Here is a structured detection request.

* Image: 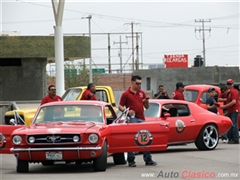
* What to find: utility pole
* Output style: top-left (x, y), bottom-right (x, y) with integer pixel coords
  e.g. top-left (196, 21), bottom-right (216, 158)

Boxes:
top-left (136, 32), bottom-right (139, 70)
top-left (125, 22), bottom-right (140, 72)
top-left (113, 36), bottom-right (128, 73)
top-left (82, 15), bottom-right (92, 83)
top-left (108, 33), bottom-right (111, 73)
top-left (195, 19), bottom-right (211, 67)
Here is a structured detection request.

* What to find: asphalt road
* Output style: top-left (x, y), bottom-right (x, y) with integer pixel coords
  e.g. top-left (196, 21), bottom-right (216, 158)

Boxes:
top-left (0, 142), bottom-right (239, 180)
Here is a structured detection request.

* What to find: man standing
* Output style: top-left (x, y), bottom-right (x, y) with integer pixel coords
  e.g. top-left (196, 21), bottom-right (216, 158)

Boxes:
top-left (119, 75), bottom-right (157, 167)
top-left (41, 85), bottom-right (62, 105)
top-left (154, 85), bottom-right (171, 99)
top-left (172, 82), bottom-right (185, 100)
top-left (206, 87), bottom-right (218, 114)
top-left (220, 79), bottom-right (239, 144)
top-left (80, 83), bottom-right (97, 100)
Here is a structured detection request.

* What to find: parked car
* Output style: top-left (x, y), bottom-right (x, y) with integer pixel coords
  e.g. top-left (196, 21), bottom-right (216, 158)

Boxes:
top-left (184, 84), bottom-right (240, 130)
top-left (0, 101), bottom-right (169, 172)
top-left (145, 99), bottom-right (232, 150)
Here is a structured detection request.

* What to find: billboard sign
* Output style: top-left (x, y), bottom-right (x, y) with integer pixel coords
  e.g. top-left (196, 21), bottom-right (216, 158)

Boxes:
top-left (164, 54), bottom-right (188, 68)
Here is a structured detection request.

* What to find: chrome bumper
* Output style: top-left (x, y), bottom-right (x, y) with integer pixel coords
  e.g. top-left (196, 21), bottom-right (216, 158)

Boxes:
top-left (10, 146), bottom-right (101, 152)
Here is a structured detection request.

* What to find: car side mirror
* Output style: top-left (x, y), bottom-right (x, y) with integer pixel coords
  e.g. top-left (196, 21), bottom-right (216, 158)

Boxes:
top-left (163, 113), bottom-right (171, 119)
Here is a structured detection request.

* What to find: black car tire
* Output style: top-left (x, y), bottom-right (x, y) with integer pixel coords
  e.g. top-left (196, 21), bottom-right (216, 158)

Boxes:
top-left (195, 124), bottom-right (219, 150)
top-left (42, 161), bottom-right (54, 166)
top-left (17, 160), bottom-right (29, 173)
top-left (113, 153), bottom-right (127, 165)
top-left (93, 141), bottom-right (107, 171)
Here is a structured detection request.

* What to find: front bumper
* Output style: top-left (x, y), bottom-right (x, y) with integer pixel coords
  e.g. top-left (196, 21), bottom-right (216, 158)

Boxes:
top-left (10, 146), bottom-right (102, 161)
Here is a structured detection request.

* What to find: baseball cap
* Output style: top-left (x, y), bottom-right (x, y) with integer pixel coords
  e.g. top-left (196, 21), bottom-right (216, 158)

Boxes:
top-left (208, 87), bottom-right (215, 92)
top-left (176, 82), bottom-right (185, 88)
top-left (226, 79), bottom-right (234, 85)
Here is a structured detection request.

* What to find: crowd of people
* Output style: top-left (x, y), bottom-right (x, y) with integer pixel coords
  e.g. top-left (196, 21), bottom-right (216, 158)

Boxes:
top-left (41, 76), bottom-right (239, 167)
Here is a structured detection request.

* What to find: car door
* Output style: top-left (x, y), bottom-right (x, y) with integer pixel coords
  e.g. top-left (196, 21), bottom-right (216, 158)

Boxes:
top-left (163, 104), bottom-right (197, 144)
top-left (0, 125), bottom-right (24, 154)
top-left (106, 121), bottom-right (169, 153)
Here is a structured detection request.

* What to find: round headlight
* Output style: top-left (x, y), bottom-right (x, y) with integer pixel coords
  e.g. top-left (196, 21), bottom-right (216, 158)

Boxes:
top-left (28, 136), bottom-right (35, 143)
top-left (12, 135), bottom-right (22, 145)
top-left (88, 134), bottom-right (98, 143)
top-left (73, 135), bottom-right (80, 142)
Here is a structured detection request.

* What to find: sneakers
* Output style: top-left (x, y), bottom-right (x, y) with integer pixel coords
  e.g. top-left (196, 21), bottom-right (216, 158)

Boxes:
top-left (228, 140), bottom-right (239, 144)
top-left (128, 161), bottom-right (136, 167)
top-left (222, 139), bottom-right (228, 143)
top-left (145, 159), bottom-right (157, 166)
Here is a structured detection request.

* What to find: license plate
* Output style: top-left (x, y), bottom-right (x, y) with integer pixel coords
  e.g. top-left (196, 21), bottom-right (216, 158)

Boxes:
top-left (46, 151), bottom-right (62, 160)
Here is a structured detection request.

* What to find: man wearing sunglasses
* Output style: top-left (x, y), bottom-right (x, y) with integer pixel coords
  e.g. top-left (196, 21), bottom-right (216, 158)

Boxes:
top-left (220, 79), bottom-right (239, 144)
top-left (41, 85), bottom-right (62, 105)
top-left (119, 75), bottom-right (157, 167)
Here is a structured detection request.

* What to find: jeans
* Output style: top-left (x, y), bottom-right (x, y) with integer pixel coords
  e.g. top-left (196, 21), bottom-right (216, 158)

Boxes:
top-left (228, 112), bottom-right (239, 142)
top-left (127, 116), bottom-right (152, 162)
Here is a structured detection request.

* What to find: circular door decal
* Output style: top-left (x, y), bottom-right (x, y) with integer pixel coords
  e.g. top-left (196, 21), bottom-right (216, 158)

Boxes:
top-left (175, 120), bottom-right (186, 133)
top-left (0, 133), bottom-right (6, 150)
top-left (134, 130), bottom-right (153, 148)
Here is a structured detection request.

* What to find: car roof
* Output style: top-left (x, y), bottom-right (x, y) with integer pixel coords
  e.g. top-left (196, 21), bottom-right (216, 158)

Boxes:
top-left (41, 101), bottom-right (110, 107)
top-left (149, 99), bottom-right (190, 104)
top-left (185, 84), bottom-right (220, 91)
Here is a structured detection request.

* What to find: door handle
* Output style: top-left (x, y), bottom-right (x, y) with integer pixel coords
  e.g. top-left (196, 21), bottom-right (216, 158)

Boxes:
top-left (190, 119), bottom-right (195, 123)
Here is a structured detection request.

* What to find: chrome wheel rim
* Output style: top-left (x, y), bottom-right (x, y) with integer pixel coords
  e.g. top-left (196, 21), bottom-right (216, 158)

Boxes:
top-left (203, 125), bottom-right (218, 149)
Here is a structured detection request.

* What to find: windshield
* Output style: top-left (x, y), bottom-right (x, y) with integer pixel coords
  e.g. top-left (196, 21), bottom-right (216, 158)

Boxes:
top-left (184, 90), bottom-right (199, 102)
top-left (34, 105), bottom-right (103, 124)
top-left (62, 89), bottom-right (82, 101)
top-left (144, 103), bottom-right (160, 118)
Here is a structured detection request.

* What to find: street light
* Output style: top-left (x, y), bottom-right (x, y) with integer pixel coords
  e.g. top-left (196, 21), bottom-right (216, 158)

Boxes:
top-left (82, 15), bottom-right (92, 83)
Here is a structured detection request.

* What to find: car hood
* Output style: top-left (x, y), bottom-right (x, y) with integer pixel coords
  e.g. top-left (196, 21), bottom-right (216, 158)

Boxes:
top-left (13, 122), bottom-right (105, 135)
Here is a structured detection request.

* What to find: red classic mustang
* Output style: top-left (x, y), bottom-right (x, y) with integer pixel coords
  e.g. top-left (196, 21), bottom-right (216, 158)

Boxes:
top-left (145, 99), bottom-right (232, 150)
top-left (0, 101), bottom-right (169, 172)
top-left (184, 84), bottom-right (240, 130)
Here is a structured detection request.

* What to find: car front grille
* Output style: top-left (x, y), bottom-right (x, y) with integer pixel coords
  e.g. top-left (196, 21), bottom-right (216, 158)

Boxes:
top-left (27, 134), bottom-right (81, 144)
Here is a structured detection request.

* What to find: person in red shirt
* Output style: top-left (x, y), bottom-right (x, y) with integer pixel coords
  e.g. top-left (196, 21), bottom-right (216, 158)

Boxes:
top-left (80, 83), bottom-right (97, 100)
top-left (220, 79), bottom-right (239, 144)
top-left (119, 75), bottom-right (157, 167)
top-left (41, 85), bottom-right (62, 105)
top-left (172, 82), bottom-right (185, 100)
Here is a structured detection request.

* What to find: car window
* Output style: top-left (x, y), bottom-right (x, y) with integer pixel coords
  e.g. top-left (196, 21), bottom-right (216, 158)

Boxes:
top-left (62, 89), bottom-right (82, 101)
top-left (34, 105), bottom-right (103, 124)
top-left (95, 90), bottom-right (108, 102)
top-left (184, 90), bottom-right (199, 102)
top-left (144, 103), bottom-right (160, 118)
top-left (201, 91), bottom-right (219, 104)
top-left (161, 103), bottom-right (190, 117)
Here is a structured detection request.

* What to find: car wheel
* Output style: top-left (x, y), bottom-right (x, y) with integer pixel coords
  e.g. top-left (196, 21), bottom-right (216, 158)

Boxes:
top-left (195, 124), bottom-right (219, 150)
top-left (93, 141), bottom-right (107, 171)
top-left (17, 160), bottom-right (29, 172)
top-left (42, 161), bottom-right (54, 166)
top-left (113, 152), bottom-right (127, 165)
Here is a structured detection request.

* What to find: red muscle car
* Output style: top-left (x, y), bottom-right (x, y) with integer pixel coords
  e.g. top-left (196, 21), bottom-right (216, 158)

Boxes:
top-left (0, 101), bottom-right (169, 172)
top-left (184, 84), bottom-right (240, 130)
top-left (145, 99), bottom-right (232, 150)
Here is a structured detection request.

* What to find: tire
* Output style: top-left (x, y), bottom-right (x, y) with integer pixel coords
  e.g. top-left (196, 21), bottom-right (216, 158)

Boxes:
top-left (195, 124), bottom-right (219, 150)
top-left (17, 160), bottom-right (29, 173)
top-left (42, 161), bottom-right (54, 166)
top-left (113, 153), bottom-right (127, 165)
top-left (93, 141), bottom-right (107, 171)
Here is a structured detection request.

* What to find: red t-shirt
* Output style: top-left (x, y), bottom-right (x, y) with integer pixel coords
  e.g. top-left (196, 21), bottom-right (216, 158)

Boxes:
top-left (41, 95), bottom-right (62, 105)
top-left (226, 88), bottom-right (239, 113)
top-left (172, 90), bottom-right (185, 100)
top-left (80, 89), bottom-right (97, 100)
top-left (220, 92), bottom-right (228, 105)
top-left (119, 88), bottom-right (146, 120)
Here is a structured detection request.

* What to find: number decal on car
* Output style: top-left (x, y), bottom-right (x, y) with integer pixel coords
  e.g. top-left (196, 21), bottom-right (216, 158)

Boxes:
top-left (175, 120), bottom-right (186, 134)
top-left (134, 130), bottom-right (153, 148)
top-left (0, 133), bottom-right (6, 150)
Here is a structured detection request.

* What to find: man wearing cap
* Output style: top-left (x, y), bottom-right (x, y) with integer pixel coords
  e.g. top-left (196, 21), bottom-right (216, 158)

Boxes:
top-left (172, 82), bottom-right (185, 100)
top-left (220, 79), bottom-right (239, 144)
top-left (206, 88), bottom-right (218, 114)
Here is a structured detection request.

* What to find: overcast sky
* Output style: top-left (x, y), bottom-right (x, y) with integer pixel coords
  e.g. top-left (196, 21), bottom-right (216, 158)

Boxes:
top-left (1, 0), bottom-right (239, 71)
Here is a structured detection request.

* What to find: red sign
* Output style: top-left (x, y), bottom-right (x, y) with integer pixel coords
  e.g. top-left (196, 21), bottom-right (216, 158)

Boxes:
top-left (164, 54), bottom-right (188, 68)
